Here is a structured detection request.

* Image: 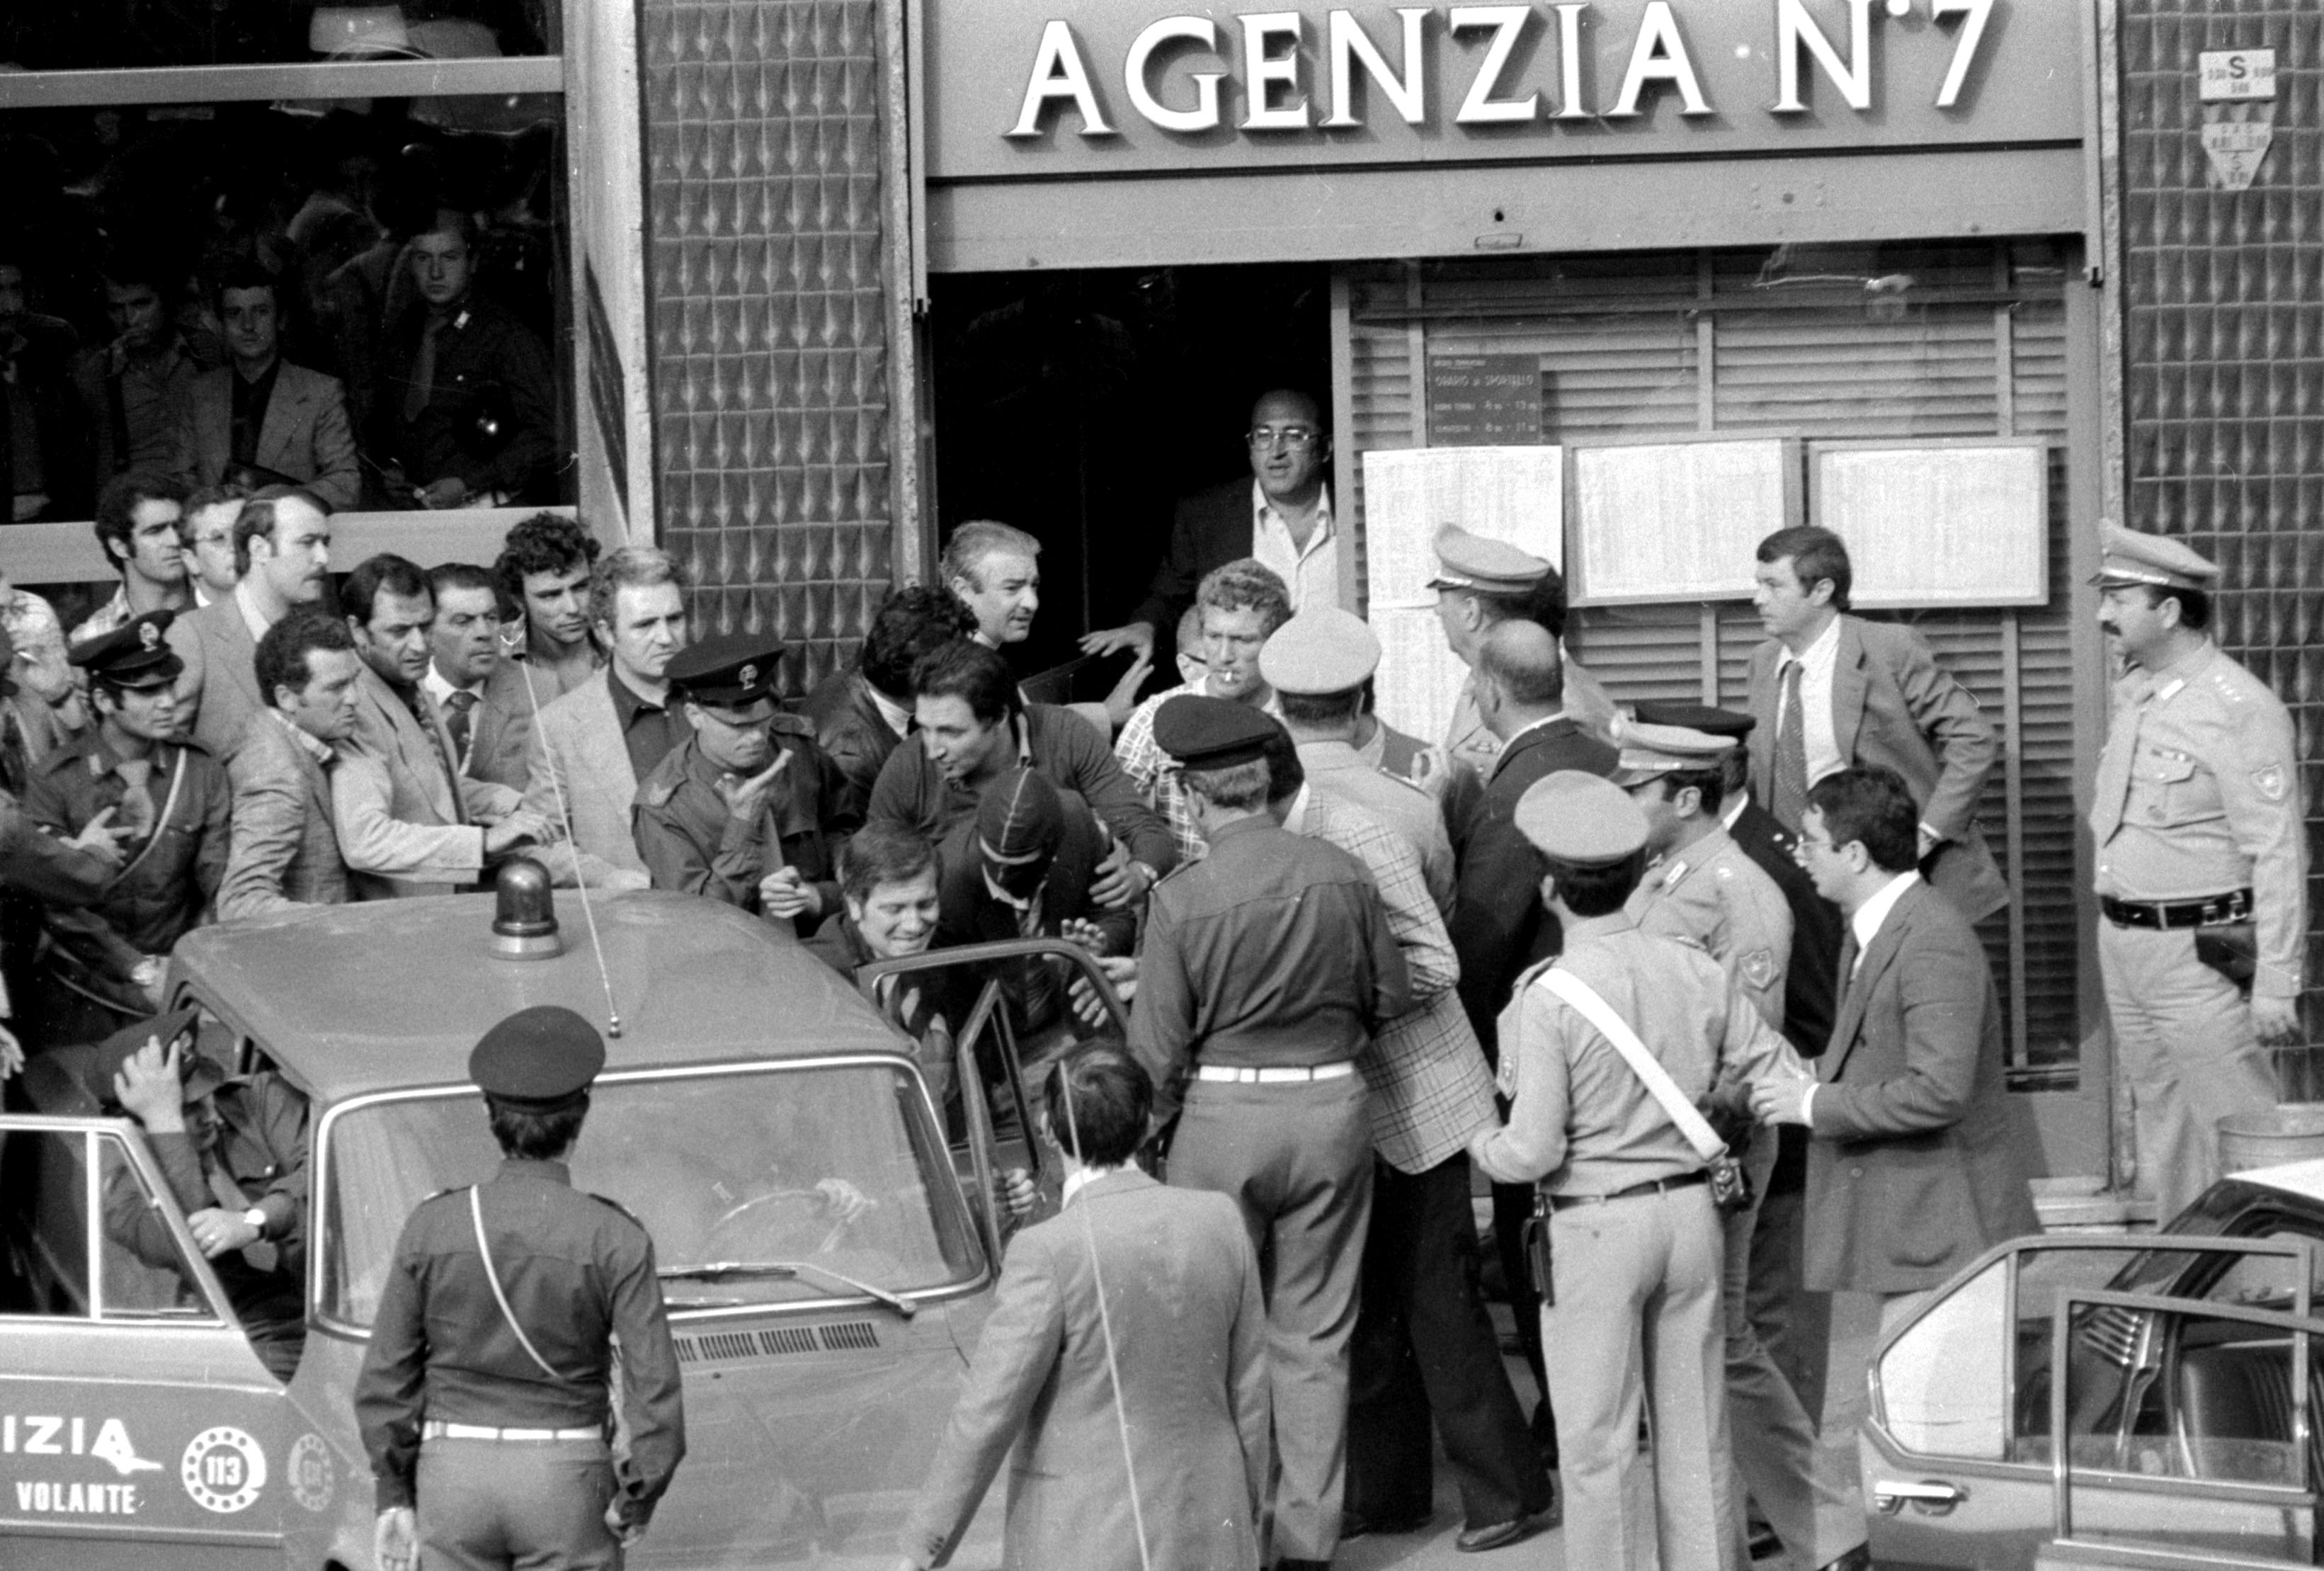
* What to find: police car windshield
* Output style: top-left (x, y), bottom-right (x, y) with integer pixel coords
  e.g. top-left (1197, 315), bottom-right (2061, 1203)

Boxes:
top-left (321, 1062), bottom-right (979, 1326)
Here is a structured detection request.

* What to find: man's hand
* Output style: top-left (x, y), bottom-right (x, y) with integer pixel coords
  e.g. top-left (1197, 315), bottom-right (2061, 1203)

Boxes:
top-left (0, 1022), bottom-right (24, 1080)
top-left (715, 752), bottom-right (790, 825)
top-left (813, 1176), bottom-right (876, 1224)
top-left (376, 1505), bottom-right (419, 1571)
top-left (1749, 1072), bottom-right (1816, 1128)
top-left (758, 866), bottom-right (822, 921)
top-left (66, 805), bottom-right (132, 868)
top-left (1406, 747), bottom-right (1455, 801)
top-left (2255, 994), bottom-right (2305, 1046)
top-left (998, 1167), bottom-right (1037, 1218)
top-left (1069, 954), bottom-right (1138, 1029)
top-left (483, 809), bottom-right (552, 856)
top-left (1088, 844), bottom-right (1153, 909)
top-left (416, 475), bottom-right (469, 509)
top-left (604, 1497), bottom-right (645, 1548)
top-left (1100, 645), bottom-right (1156, 730)
top-left (1079, 622), bottom-right (1156, 662)
top-left (113, 1036), bottom-right (186, 1131)
top-left (186, 1206), bottom-right (262, 1260)
top-left (1058, 916), bottom-right (1112, 958)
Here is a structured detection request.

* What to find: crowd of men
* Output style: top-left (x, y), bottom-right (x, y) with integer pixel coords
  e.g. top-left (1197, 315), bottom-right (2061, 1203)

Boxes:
top-left (0, 380), bottom-right (2304, 1571)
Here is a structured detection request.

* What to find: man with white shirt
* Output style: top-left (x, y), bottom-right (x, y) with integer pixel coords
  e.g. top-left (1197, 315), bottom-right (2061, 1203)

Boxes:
top-left (1750, 766), bottom-right (2035, 1570)
top-left (425, 561), bottom-right (551, 791)
top-left (1745, 526), bottom-right (2007, 923)
top-left (1083, 388), bottom-right (1345, 667)
top-left (166, 485), bottom-right (334, 760)
top-left (176, 484), bottom-right (249, 607)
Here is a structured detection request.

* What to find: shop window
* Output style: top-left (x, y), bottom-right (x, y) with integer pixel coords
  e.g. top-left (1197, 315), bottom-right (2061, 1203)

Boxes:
top-left (1, 1), bottom-right (555, 72)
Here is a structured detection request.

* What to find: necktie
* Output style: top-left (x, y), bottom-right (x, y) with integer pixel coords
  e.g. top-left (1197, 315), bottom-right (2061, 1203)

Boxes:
top-left (114, 757), bottom-right (156, 840)
top-left (403, 315), bottom-right (444, 422)
top-left (404, 689), bottom-right (467, 822)
top-left (443, 690), bottom-right (479, 771)
top-left (1771, 659), bottom-right (1810, 832)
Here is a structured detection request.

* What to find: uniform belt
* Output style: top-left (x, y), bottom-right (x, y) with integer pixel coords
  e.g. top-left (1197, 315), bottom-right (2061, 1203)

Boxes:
top-left (1193, 1061), bottom-right (1357, 1084)
top-left (1549, 1169), bottom-right (1709, 1210)
top-left (422, 1420), bottom-right (602, 1443)
top-left (2099, 889), bottom-right (2253, 930)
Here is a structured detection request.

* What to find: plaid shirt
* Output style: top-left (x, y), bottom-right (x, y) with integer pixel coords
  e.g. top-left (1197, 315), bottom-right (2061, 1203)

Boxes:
top-left (1287, 786), bottom-right (1498, 1173)
top-left (1115, 679), bottom-right (1207, 865)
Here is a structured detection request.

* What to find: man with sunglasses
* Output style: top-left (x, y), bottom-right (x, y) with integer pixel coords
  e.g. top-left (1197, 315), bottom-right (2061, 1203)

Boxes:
top-left (633, 633), bottom-right (858, 936)
top-left (1083, 387), bottom-right (1343, 667)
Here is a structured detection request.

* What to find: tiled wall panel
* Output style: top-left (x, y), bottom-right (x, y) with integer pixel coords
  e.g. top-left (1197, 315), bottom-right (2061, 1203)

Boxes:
top-left (641, 0), bottom-right (896, 693)
top-left (2120, 1), bottom-right (2324, 1069)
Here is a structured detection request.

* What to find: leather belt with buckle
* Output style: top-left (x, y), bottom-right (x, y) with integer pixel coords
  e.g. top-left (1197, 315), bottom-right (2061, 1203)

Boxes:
top-left (2099, 889), bottom-right (2253, 930)
top-left (1194, 1062), bottom-right (1357, 1084)
top-left (1550, 1169), bottom-right (1710, 1210)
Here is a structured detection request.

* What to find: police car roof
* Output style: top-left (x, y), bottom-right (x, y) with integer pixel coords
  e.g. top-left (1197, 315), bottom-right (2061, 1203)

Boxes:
top-left (2231, 1156), bottom-right (2324, 1208)
top-left (170, 892), bottom-right (902, 1103)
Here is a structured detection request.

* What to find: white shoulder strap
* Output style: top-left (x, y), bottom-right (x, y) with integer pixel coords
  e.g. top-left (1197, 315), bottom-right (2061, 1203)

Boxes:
top-left (1537, 967), bottom-right (1727, 1164)
top-left (469, 1186), bottom-right (570, 1382)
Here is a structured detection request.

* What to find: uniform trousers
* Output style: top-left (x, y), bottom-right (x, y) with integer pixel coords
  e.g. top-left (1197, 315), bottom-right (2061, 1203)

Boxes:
top-left (1345, 1151), bottom-right (1551, 1531)
top-left (2100, 920), bottom-right (2279, 1224)
top-left (416, 1434), bottom-right (620, 1571)
top-left (1170, 1074), bottom-right (1373, 1565)
top-left (1543, 1181), bottom-right (1732, 1571)
top-left (1719, 1135), bottom-right (1862, 1570)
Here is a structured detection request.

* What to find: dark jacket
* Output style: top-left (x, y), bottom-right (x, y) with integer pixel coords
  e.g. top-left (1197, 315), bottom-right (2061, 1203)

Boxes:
top-left (632, 721), bottom-right (858, 930)
top-left (1130, 479), bottom-right (1252, 636)
top-left (375, 295), bottom-right (558, 502)
top-left (799, 667), bottom-right (905, 821)
top-left (0, 312), bottom-right (92, 519)
top-left (24, 734), bottom-right (230, 958)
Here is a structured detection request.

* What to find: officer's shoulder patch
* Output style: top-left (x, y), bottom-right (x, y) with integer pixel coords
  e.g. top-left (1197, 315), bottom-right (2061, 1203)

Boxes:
top-left (588, 1191), bottom-right (646, 1227)
top-left (2252, 764), bottom-right (2289, 803)
top-left (1714, 862), bottom-right (1736, 881)
top-left (641, 778), bottom-right (679, 809)
top-left (2211, 669), bottom-right (2249, 704)
top-left (1738, 949), bottom-right (1777, 991)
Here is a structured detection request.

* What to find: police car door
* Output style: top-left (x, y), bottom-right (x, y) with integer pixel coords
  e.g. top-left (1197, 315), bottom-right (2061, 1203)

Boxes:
top-left (855, 938), bottom-right (1130, 1259)
top-left (1864, 1234), bottom-right (2320, 1571)
top-left (0, 1113), bottom-right (287, 1566)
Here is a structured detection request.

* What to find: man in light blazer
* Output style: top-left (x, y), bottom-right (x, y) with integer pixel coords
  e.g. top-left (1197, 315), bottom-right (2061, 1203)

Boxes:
top-left (1746, 526), bottom-right (2009, 923)
top-left (1753, 765), bottom-right (2037, 1570)
top-left (896, 1044), bottom-right (1268, 1571)
top-left (220, 611), bottom-right (362, 919)
top-left (524, 545), bottom-right (693, 880)
top-left (166, 487), bottom-right (335, 760)
top-left (171, 267), bottom-right (360, 509)
top-left (332, 555), bottom-right (549, 898)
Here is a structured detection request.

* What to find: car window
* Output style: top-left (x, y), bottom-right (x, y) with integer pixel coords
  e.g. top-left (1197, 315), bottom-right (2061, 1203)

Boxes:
top-left (323, 1062), bottom-right (983, 1326)
top-left (93, 1135), bottom-right (210, 1319)
top-left (0, 1128), bottom-right (211, 1320)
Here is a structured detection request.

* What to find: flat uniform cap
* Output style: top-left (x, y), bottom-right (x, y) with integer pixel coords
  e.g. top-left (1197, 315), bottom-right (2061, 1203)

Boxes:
top-left (1631, 701), bottom-right (1755, 741)
top-left (1259, 606), bottom-right (1380, 696)
top-left (1154, 694), bottom-right (1280, 769)
top-left (469, 1004), bottom-right (606, 1108)
top-left (1610, 722), bottom-right (1738, 786)
top-left (1515, 770), bottom-right (1648, 866)
top-left (88, 1005), bottom-right (222, 1105)
top-left (2090, 521), bottom-right (2220, 592)
top-left (666, 633), bottom-right (785, 707)
top-left (70, 609), bottom-right (182, 689)
top-left (1428, 526), bottom-right (1551, 596)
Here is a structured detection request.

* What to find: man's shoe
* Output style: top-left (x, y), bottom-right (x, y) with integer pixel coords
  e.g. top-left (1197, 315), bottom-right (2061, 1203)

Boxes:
top-left (1815, 1546), bottom-right (1872, 1571)
top-left (1454, 1516), bottom-right (1541, 1553)
top-left (1341, 1510), bottom-right (1430, 1540)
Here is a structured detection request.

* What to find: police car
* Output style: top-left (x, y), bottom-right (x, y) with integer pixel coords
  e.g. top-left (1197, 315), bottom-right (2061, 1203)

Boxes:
top-left (0, 870), bottom-right (1109, 1568)
top-left (1864, 1158), bottom-right (2324, 1571)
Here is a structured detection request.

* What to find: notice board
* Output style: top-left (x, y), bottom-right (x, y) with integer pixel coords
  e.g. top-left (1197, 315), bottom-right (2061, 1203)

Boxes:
top-left (1810, 440), bottom-right (2051, 608)
top-left (1427, 354), bottom-right (1542, 446)
top-left (1566, 438), bottom-right (1799, 606)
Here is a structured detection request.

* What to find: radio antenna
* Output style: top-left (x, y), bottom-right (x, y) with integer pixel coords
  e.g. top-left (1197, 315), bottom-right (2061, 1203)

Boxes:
top-left (513, 647), bottom-right (624, 1038)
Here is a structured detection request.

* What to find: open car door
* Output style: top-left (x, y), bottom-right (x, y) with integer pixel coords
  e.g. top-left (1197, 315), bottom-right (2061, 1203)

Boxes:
top-left (854, 938), bottom-right (1130, 1261)
top-left (1864, 1234), bottom-right (2321, 1571)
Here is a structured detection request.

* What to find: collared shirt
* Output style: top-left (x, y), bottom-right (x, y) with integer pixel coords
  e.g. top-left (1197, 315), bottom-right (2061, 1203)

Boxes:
top-left (1114, 679), bottom-right (1204, 863)
top-left (1488, 710), bottom-right (1572, 782)
top-left (606, 667), bottom-right (690, 785)
top-left (229, 358), bottom-right (281, 467)
top-left (866, 681), bottom-right (913, 741)
top-left (1473, 909), bottom-right (1788, 1196)
top-left (423, 665), bottom-right (487, 771)
top-left (68, 584), bottom-right (132, 649)
top-left (1777, 616), bottom-right (1844, 787)
top-left (103, 336), bottom-right (204, 475)
top-left (1248, 479), bottom-right (1339, 612)
top-left (1849, 870), bottom-right (1921, 974)
top-left (273, 708), bottom-right (336, 767)
top-left (1125, 812), bottom-right (1408, 1121)
top-left (1719, 788), bottom-right (1750, 833)
top-left (234, 579), bottom-right (273, 644)
top-left (1061, 1162), bottom-right (1128, 1207)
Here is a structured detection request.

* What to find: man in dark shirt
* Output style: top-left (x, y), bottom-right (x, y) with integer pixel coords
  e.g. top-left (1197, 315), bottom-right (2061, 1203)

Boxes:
top-left (101, 1006), bottom-right (310, 1380)
top-left (799, 583), bottom-right (976, 818)
top-left (1126, 696), bottom-right (1408, 1571)
top-left (0, 251), bottom-right (91, 522)
top-left (74, 261), bottom-right (209, 495)
top-left (865, 639), bottom-right (1175, 903)
top-left (356, 1006), bottom-right (685, 1571)
top-left (373, 210), bottom-right (558, 508)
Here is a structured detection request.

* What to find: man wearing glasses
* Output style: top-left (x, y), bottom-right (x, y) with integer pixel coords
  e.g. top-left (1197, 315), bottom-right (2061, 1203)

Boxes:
top-left (1083, 387), bottom-right (1343, 665)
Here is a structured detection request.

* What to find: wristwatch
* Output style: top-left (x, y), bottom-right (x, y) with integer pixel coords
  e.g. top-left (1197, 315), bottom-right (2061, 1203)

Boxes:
top-left (239, 1208), bottom-right (268, 1237)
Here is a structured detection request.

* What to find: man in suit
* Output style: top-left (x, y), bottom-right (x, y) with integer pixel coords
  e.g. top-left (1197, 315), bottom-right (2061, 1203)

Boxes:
top-left (896, 1044), bottom-right (1268, 1571)
top-left (1751, 765), bottom-right (2039, 1571)
top-left (70, 470), bottom-right (193, 647)
top-left (1082, 387), bottom-right (1346, 667)
top-left (1746, 526), bottom-right (2007, 923)
top-left (166, 486), bottom-right (335, 759)
top-left (0, 250), bottom-right (93, 522)
top-left (1446, 620), bottom-right (1617, 1438)
top-left (800, 583), bottom-right (976, 818)
top-left (424, 562), bottom-right (552, 792)
top-left (332, 555), bottom-right (550, 899)
top-left (525, 546), bottom-right (693, 881)
top-left (171, 266), bottom-right (360, 509)
top-left (220, 611), bottom-right (360, 919)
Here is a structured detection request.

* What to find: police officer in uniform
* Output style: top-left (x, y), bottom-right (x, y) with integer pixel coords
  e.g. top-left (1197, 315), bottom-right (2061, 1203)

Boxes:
top-left (356, 1005), bottom-right (686, 1571)
top-left (1615, 725), bottom-right (1866, 1571)
top-left (1471, 772), bottom-right (1794, 1571)
top-left (2091, 522), bottom-right (2308, 1223)
top-left (25, 611), bottom-right (229, 1039)
top-left (632, 633), bottom-right (858, 935)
